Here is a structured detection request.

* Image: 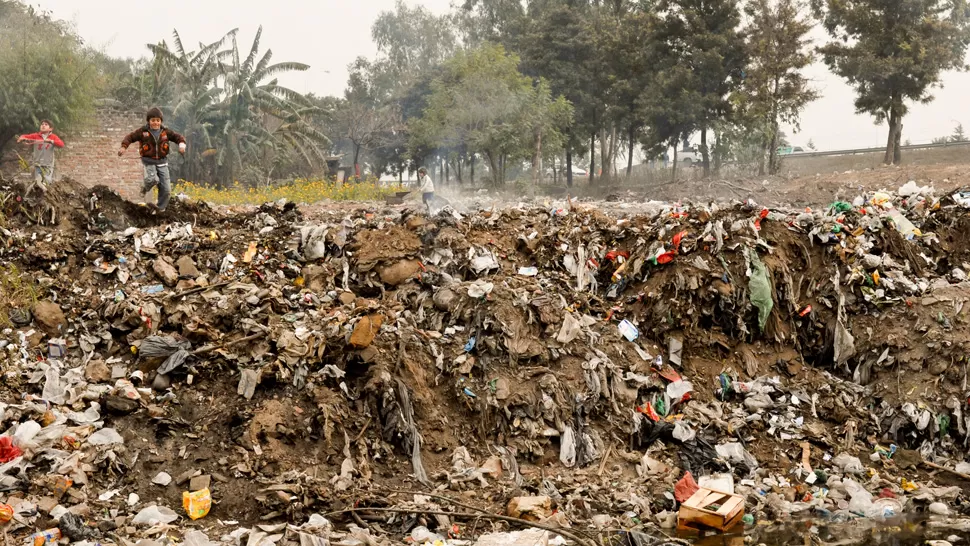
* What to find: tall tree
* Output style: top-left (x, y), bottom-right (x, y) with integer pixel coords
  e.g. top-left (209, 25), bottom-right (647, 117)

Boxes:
top-left (412, 44), bottom-right (571, 186)
top-left (147, 30), bottom-right (236, 182)
top-left (214, 26), bottom-right (328, 184)
top-left (456, 0), bottom-right (526, 47)
top-left (814, 0), bottom-right (970, 164)
top-left (0, 1), bottom-right (97, 157)
top-left (517, 1), bottom-right (597, 186)
top-left (741, 0), bottom-right (818, 175)
top-left (656, 0), bottom-right (747, 176)
top-left (372, 0), bottom-right (458, 90)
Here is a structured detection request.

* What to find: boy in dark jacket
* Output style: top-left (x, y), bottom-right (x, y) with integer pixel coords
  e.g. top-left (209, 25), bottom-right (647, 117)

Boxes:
top-left (17, 119), bottom-right (65, 195)
top-left (119, 107), bottom-right (186, 212)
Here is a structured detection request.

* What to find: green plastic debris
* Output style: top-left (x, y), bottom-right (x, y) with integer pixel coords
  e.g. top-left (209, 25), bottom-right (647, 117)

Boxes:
top-left (742, 514), bottom-right (755, 525)
top-left (747, 248), bottom-right (774, 332)
top-left (831, 201), bottom-right (853, 213)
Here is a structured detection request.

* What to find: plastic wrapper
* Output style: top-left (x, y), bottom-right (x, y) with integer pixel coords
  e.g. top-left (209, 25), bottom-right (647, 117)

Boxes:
top-left (183, 488), bottom-right (211, 520)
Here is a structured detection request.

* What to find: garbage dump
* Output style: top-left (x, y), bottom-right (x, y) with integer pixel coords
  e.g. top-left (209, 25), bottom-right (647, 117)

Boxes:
top-left (0, 178), bottom-right (969, 546)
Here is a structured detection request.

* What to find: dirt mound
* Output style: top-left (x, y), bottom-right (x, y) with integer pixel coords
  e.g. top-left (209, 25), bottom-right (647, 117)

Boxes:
top-left (1, 177), bottom-right (221, 233)
top-left (0, 181), bottom-right (969, 545)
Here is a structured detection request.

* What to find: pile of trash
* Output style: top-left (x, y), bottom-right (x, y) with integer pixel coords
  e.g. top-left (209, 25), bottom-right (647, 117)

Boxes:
top-left (0, 178), bottom-right (969, 546)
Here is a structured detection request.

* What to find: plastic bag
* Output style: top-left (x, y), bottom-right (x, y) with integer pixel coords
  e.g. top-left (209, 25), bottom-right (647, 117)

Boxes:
top-left (183, 488), bottom-right (211, 520)
top-left (715, 443), bottom-right (759, 470)
top-left (674, 472), bottom-right (699, 502)
top-left (666, 380), bottom-right (694, 402)
top-left (559, 426), bottom-right (576, 467)
top-left (747, 249), bottom-right (774, 332)
top-left (832, 453), bottom-right (865, 475)
top-left (87, 428), bottom-right (124, 446)
top-left (556, 313), bottom-right (582, 344)
top-left (0, 437), bottom-right (23, 463)
top-left (132, 505), bottom-right (178, 525)
top-left (672, 422), bottom-right (696, 442)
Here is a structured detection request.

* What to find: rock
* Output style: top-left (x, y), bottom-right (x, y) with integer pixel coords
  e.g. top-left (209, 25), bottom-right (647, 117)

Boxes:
top-left (68, 503), bottom-right (92, 517)
top-left (894, 448), bottom-right (921, 470)
top-left (349, 314), bottom-right (383, 349)
top-left (175, 256), bottom-right (201, 278)
top-left (377, 259), bottom-right (421, 286)
top-left (480, 456), bottom-right (503, 479)
top-left (84, 360), bottom-right (111, 383)
top-left (36, 496), bottom-right (58, 514)
top-left (152, 472), bottom-right (172, 486)
top-left (434, 287), bottom-right (459, 312)
top-left (175, 279), bottom-right (198, 292)
top-left (33, 300), bottom-right (66, 334)
top-left (189, 474), bottom-right (211, 491)
top-left (302, 264), bottom-right (329, 293)
top-left (928, 502), bottom-right (950, 516)
top-left (176, 469), bottom-right (199, 485)
top-left (152, 258), bottom-right (179, 287)
top-left (357, 345), bottom-right (379, 363)
top-left (104, 395), bottom-right (140, 415)
top-left (152, 373), bottom-right (171, 391)
top-left (506, 496), bottom-right (552, 521)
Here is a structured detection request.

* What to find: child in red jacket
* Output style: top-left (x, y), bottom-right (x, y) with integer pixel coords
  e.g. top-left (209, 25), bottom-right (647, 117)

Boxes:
top-left (16, 119), bottom-right (65, 194)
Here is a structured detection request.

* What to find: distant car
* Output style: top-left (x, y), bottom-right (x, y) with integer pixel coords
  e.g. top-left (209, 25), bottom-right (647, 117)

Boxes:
top-left (777, 146), bottom-right (805, 155)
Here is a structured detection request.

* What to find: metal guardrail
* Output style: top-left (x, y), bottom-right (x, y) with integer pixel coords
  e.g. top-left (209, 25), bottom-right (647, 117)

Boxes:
top-left (788, 140), bottom-right (970, 159)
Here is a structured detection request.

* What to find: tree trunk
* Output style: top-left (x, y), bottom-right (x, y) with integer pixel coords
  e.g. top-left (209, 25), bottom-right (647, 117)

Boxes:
top-left (353, 143), bottom-right (361, 180)
top-left (713, 130), bottom-right (722, 174)
top-left (531, 128), bottom-right (542, 200)
top-left (566, 149), bottom-right (573, 188)
top-left (487, 153), bottom-right (499, 186)
top-left (700, 127), bottom-right (710, 177)
top-left (470, 154), bottom-right (475, 185)
top-left (894, 121), bottom-right (903, 164)
top-left (884, 103), bottom-right (899, 165)
top-left (445, 160), bottom-right (450, 185)
top-left (610, 125), bottom-right (618, 177)
top-left (671, 138), bottom-right (679, 182)
top-left (600, 128), bottom-right (609, 182)
top-left (768, 122), bottom-right (780, 175)
top-left (626, 125), bottom-right (635, 177)
top-left (589, 133), bottom-right (595, 185)
top-left (758, 137), bottom-right (768, 176)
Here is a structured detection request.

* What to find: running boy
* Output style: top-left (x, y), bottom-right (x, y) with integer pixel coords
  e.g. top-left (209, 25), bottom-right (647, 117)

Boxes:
top-left (119, 107), bottom-right (186, 212)
top-left (16, 120), bottom-right (65, 194)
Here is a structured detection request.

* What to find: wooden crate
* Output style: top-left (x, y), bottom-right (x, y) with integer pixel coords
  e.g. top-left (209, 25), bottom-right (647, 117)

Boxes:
top-left (677, 487), bottom-right (745, 532)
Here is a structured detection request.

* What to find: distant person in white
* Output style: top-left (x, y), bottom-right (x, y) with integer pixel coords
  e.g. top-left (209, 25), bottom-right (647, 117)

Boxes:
top-left (417, 167), bottom-right (434, 213)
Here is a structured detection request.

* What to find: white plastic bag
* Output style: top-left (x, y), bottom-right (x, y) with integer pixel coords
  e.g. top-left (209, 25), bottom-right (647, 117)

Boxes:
top-left (87, 428), bottom-right (124, 446)
top-left (132, 505), bottom-right (178, 525)
top-left (559, 426), bottom-right (576, 468)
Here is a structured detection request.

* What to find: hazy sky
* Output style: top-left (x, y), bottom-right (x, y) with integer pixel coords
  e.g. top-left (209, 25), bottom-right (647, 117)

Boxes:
top-left (26, 0), bottom-right (970, 152)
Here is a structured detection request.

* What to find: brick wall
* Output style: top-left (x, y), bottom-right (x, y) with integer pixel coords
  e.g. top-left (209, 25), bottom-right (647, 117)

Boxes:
top-left (2, 106), bottom-right (147, 199)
